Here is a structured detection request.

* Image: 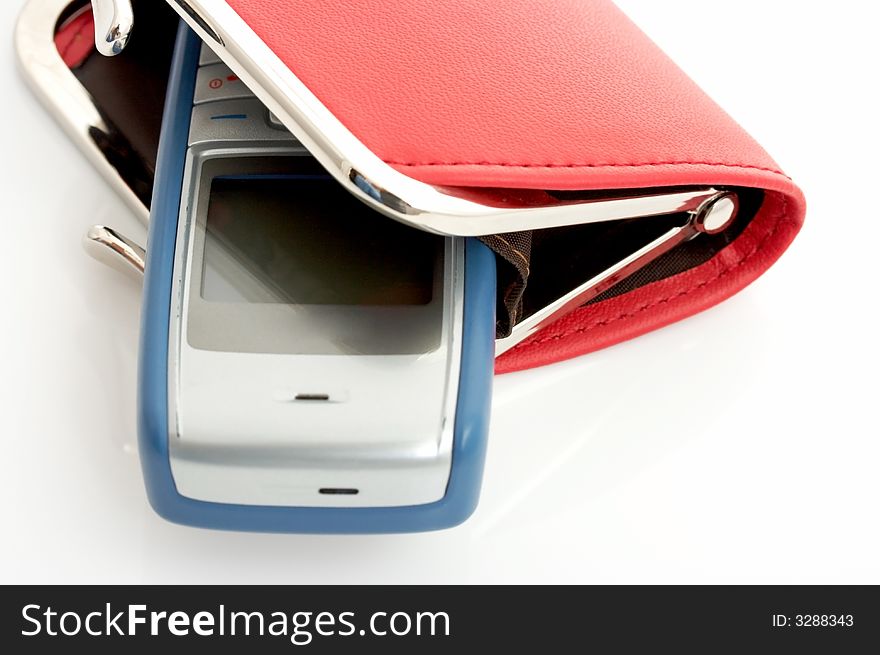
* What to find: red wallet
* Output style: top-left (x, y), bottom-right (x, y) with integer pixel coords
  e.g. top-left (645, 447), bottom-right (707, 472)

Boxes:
top-left (89, 0), bottom-right (807, 372)
top-left (197, 0), bottom-right (806, 372)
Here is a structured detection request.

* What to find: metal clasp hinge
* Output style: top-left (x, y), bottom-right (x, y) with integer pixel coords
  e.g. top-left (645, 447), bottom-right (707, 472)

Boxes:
top-left (494, 190), bottom-right (740, 355)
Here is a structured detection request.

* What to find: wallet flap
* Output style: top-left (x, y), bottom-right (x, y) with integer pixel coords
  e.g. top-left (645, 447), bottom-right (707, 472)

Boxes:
top-left (213, 1), bottom-right (791, 193)
top-left (158, 0), bottom-right (802, 238)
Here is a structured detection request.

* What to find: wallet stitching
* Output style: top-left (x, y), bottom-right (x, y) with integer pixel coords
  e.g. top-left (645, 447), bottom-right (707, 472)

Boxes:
top-left (388, 160), bottom-right (789, 178)
top-left (492, 235), bottom-right (531, 275)
top-left (514, 196), bottom-right (792, 350)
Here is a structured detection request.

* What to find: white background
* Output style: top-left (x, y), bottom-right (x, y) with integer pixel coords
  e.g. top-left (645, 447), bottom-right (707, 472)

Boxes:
top-left (1, 0), bottom-right (878, 584)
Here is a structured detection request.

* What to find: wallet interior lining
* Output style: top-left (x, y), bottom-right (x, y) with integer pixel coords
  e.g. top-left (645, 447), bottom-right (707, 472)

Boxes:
top-left (582, 188), bottom-right (762, 305)
top-left (486, 188), bottom-right (762, 338)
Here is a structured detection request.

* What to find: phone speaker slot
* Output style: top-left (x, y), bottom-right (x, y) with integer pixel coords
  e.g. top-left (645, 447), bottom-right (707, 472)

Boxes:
top-left (294, 393), bottom-right (331, 402)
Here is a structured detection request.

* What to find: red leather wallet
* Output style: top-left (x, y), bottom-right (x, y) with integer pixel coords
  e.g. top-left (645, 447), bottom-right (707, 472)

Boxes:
top-left (108, 0), bottom-right (808, 372)
top-left (198, 0), bottom-right (805, 372)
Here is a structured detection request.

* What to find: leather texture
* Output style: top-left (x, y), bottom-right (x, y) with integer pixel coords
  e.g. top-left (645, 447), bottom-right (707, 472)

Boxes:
top-left (54, 8), bottom-right (95, 68)
top-left (220, 0), bottom-right (806, 371)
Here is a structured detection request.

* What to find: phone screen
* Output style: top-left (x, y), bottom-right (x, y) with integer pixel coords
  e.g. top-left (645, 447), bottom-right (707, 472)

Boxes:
top-left (185, 157), bottom-right (449, 356)
top-left (201, 176), bottom-right (435, 306)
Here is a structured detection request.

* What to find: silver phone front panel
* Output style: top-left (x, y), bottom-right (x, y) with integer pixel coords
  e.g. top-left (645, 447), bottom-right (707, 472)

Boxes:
top-left (167, 53), bottom-right (464, 508)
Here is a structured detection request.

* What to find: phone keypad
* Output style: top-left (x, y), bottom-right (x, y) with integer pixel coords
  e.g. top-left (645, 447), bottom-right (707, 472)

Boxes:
top-left (190, 100), bottom-right (298, 146)
top-left (193, 41), bottom-right (296, 143)
top-left (194, 63), bottom-right (253, 104)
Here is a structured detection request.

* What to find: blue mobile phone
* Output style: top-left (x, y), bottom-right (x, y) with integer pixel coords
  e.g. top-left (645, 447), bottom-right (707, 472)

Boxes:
top-left (136, 24), bottom-right (496, 533)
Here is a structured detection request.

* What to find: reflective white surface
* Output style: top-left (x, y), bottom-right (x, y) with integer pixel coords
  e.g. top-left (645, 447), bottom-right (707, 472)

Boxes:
top-left (2, 0), bottom-right (878, 583)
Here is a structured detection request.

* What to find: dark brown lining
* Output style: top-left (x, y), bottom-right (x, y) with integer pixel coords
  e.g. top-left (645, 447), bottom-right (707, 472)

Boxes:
top-left (483, 188), bottom-right (763, 338)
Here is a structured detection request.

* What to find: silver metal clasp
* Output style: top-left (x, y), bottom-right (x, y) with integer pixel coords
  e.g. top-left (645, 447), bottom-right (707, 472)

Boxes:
top-left (90, 0), bottom-right (134, 56)
top-left (83, 225), bottom-right (146, 280)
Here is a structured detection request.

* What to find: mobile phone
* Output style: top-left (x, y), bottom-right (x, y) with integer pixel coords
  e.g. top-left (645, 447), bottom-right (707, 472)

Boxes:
top-left (17, 3), bottom-right (746, 534)
top-left (138, 24), bottom-right (496, 533)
